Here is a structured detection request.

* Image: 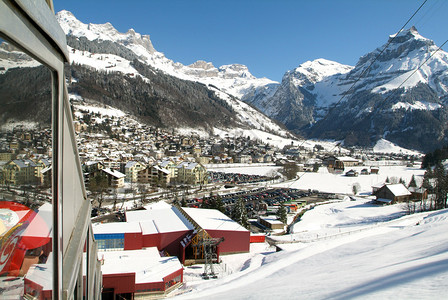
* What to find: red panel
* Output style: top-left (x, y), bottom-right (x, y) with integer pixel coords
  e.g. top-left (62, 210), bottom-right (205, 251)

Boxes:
top-left (142, 233), bottom-right (160, 249)
top-left (159, 231), bottom-right (191, 257)
top-left (250, 235), bottom-right (266, 243)
top-left (135, 281), bottom-right (165, 293)
top-left (124, 232), bottom-right (143, 250)
top-left (103, 273), bottom-right (135, 294)
top-left (206, 230), bottom-right (250, 253)
top-left (163, 268), bottom-right (183, 283)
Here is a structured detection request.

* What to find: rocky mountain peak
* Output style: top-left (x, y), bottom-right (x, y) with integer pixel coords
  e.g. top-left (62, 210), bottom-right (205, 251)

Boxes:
top-left (188, 60), bottom-right (216, 70)
top-left (218, 64), bottom-right (254, 79)
top-left (288, 58), bottom-right (353, 87)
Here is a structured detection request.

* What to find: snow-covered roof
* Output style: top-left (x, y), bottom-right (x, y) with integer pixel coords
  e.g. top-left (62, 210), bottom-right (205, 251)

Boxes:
top-left (372, 182), bottom-right (385, 189)
top-left (337, 156), bottom-right (359, 162)
top-left (125, 161), bottom-right (138, 168)
top-left (102, 167), bottom-right (125, 178)
top-left (259, 216), bottom-right (284, 225)
top-left (154, 165), bottom-right (170, 174)
top-left (182, 207), bottom-right (248, 232)
top-left (125, 206), bottom-right (194, 233)
top-left (94, 248), bottom-right (182, 283)
top-left (408, 187), bottom-right (426, 194)
top-left (386, 184), bottom-right (412, 196)
top-left (92, 221), bottom-right (141, 234)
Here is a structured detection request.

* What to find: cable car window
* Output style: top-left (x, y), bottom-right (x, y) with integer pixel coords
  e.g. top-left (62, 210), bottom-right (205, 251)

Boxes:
top-left (0, 35), bottom-right (53, 299)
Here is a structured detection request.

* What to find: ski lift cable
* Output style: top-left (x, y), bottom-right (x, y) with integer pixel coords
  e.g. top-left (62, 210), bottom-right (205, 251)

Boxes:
top-left (373, 37), bottom-right (448, 111)
top-left (302, 0), bottom-right (428, 144)
top-left (289, 0), bottom-right (429, 188)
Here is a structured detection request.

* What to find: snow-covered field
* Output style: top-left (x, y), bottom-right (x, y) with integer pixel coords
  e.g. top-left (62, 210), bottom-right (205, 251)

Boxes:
top-left (209, 164), bottom-right (425, 195)
top-left (169, 164), bottom-right (448, 299)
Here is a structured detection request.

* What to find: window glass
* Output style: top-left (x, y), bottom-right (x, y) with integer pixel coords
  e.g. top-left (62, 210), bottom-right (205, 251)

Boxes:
top-left (0, 36), bottom-right (53, 298)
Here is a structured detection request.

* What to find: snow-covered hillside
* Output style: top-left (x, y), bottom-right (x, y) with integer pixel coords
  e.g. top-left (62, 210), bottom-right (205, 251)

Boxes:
top-left (0, 42), bottom-right (41, 72)
top-left (174, 201), bottom-right (448, 299)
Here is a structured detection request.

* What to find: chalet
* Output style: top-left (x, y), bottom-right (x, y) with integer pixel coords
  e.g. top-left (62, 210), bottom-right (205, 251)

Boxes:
top-left (102, 168), bottom-right (126, 188)
top-left (370, 166), bottom-right (379, 174)
top-left (408, 187), bottom-right (428, 201)
top-left (360, 168), bottom-right (370, 175)
top-left (375, 183), bottom-right (412, 204)
top-left (323, 156), bottom-right (360, 173)
top-left (345, 169), bottom-right (359, 177)
top-left (258, 216), bottom-right (284, 230)
top-left (235, 154), bottom-right (252, 164)
top-left (372, 182), bottom-right (385, 195)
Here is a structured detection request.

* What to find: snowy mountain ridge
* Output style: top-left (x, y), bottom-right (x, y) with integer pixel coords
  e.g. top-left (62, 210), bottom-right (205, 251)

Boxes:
top-left (56, 10), bottom-right (277, 99)
top-left (53, 10), bottom-right (293, 139)
top-left (243, 26), bottom-right (448, 152)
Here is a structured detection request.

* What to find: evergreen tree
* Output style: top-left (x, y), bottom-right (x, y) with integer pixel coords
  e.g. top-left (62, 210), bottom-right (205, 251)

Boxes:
top-left (408, 175), bottom-right (417, 188)
top-left (181, 196), bottom-right (187, 207)
top-left (88, 172), bottom-right (109, 209)
top-left (232, 198), bottom-right (249, 229)
top-left (434, 162), bottom-right (448, 210)
top-left (215, 195), bottom-right (225, 213)
top-left (276, 202), bottom-right (287, 224)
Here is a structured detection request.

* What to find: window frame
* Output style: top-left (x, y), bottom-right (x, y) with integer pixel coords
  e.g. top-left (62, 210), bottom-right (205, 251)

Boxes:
top-left (0, 1), bottom-right (101, 299)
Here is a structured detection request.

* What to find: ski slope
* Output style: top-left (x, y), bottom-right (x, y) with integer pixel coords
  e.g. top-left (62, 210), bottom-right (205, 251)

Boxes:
top-left (173, 202), bottom-right (448, 299)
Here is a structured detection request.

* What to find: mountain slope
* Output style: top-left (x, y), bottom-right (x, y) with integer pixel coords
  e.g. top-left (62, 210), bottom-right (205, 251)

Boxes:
top-left (310, 27), bottom-right (448, 151)
top-left (243, 27), bottom-right (448, 152)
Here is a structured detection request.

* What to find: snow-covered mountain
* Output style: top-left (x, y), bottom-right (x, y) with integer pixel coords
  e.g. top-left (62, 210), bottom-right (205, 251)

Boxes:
top-left (244, 27), bottom-right (448, 152)
top-left (55, 10), bottom-right (291, 139)
top-left (243, 58), bottom-right (353, 130)
top-left (56, 10), bottom-right (277, 99)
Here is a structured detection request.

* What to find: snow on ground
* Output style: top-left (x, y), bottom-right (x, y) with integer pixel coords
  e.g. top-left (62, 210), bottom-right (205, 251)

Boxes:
top-left (0, 120), bottom-right (40, 131)
top-left (69, 47), bottom-right (145, 79)
top-left (373, 138), bottom-right (422, 155)
top-left (73, 103), bottom-right (126, 118)
top-left (173, 202), bottom-right (448, 300)
top-left (168, 164), bottom-right (446, 299)
top-left (208, 164), bottom-right (424, 196)
top-left (208, 164), bottom-right (282, 177)
top-left (278, 165), bottom-right (425, 195)
top-left (283, 197), bottom-right (406, 242)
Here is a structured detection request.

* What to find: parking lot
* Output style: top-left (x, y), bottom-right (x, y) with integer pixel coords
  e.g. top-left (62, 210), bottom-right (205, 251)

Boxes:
top-left (208, 171), bottom-right (273, 185)
top-left (188, 187), bottom-right (326, 219)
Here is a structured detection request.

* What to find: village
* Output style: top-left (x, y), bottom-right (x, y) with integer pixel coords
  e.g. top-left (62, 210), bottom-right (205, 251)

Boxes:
top-left (0, 102), bottom-right (421, 205)
top-left (0, 103), bottom-right (429, 299)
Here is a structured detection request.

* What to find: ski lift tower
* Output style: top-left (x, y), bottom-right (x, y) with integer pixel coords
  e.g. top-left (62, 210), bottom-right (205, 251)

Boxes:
top-left (201, 237), bottom-right (224, 279)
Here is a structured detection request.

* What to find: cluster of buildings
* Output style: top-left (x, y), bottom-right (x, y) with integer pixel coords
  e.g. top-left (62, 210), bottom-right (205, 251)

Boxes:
top-left (0, 105), bottom-right (422, 193)
top-left (0, 129), bottom-right (52, 186)
top-left (92, 202), bottom-right (253, 298)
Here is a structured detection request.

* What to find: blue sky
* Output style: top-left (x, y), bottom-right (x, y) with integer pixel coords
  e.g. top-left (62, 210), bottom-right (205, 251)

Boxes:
top-left (54, 0), bottom-right (448, 81)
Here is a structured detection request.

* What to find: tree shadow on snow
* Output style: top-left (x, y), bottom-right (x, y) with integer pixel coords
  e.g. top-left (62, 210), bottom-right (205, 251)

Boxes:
top-left (326, 258), bottom-right (448, 300)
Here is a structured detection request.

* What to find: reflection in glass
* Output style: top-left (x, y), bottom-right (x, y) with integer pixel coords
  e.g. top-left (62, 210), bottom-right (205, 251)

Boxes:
top-left (0, 37), bottom-right (53, 299)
